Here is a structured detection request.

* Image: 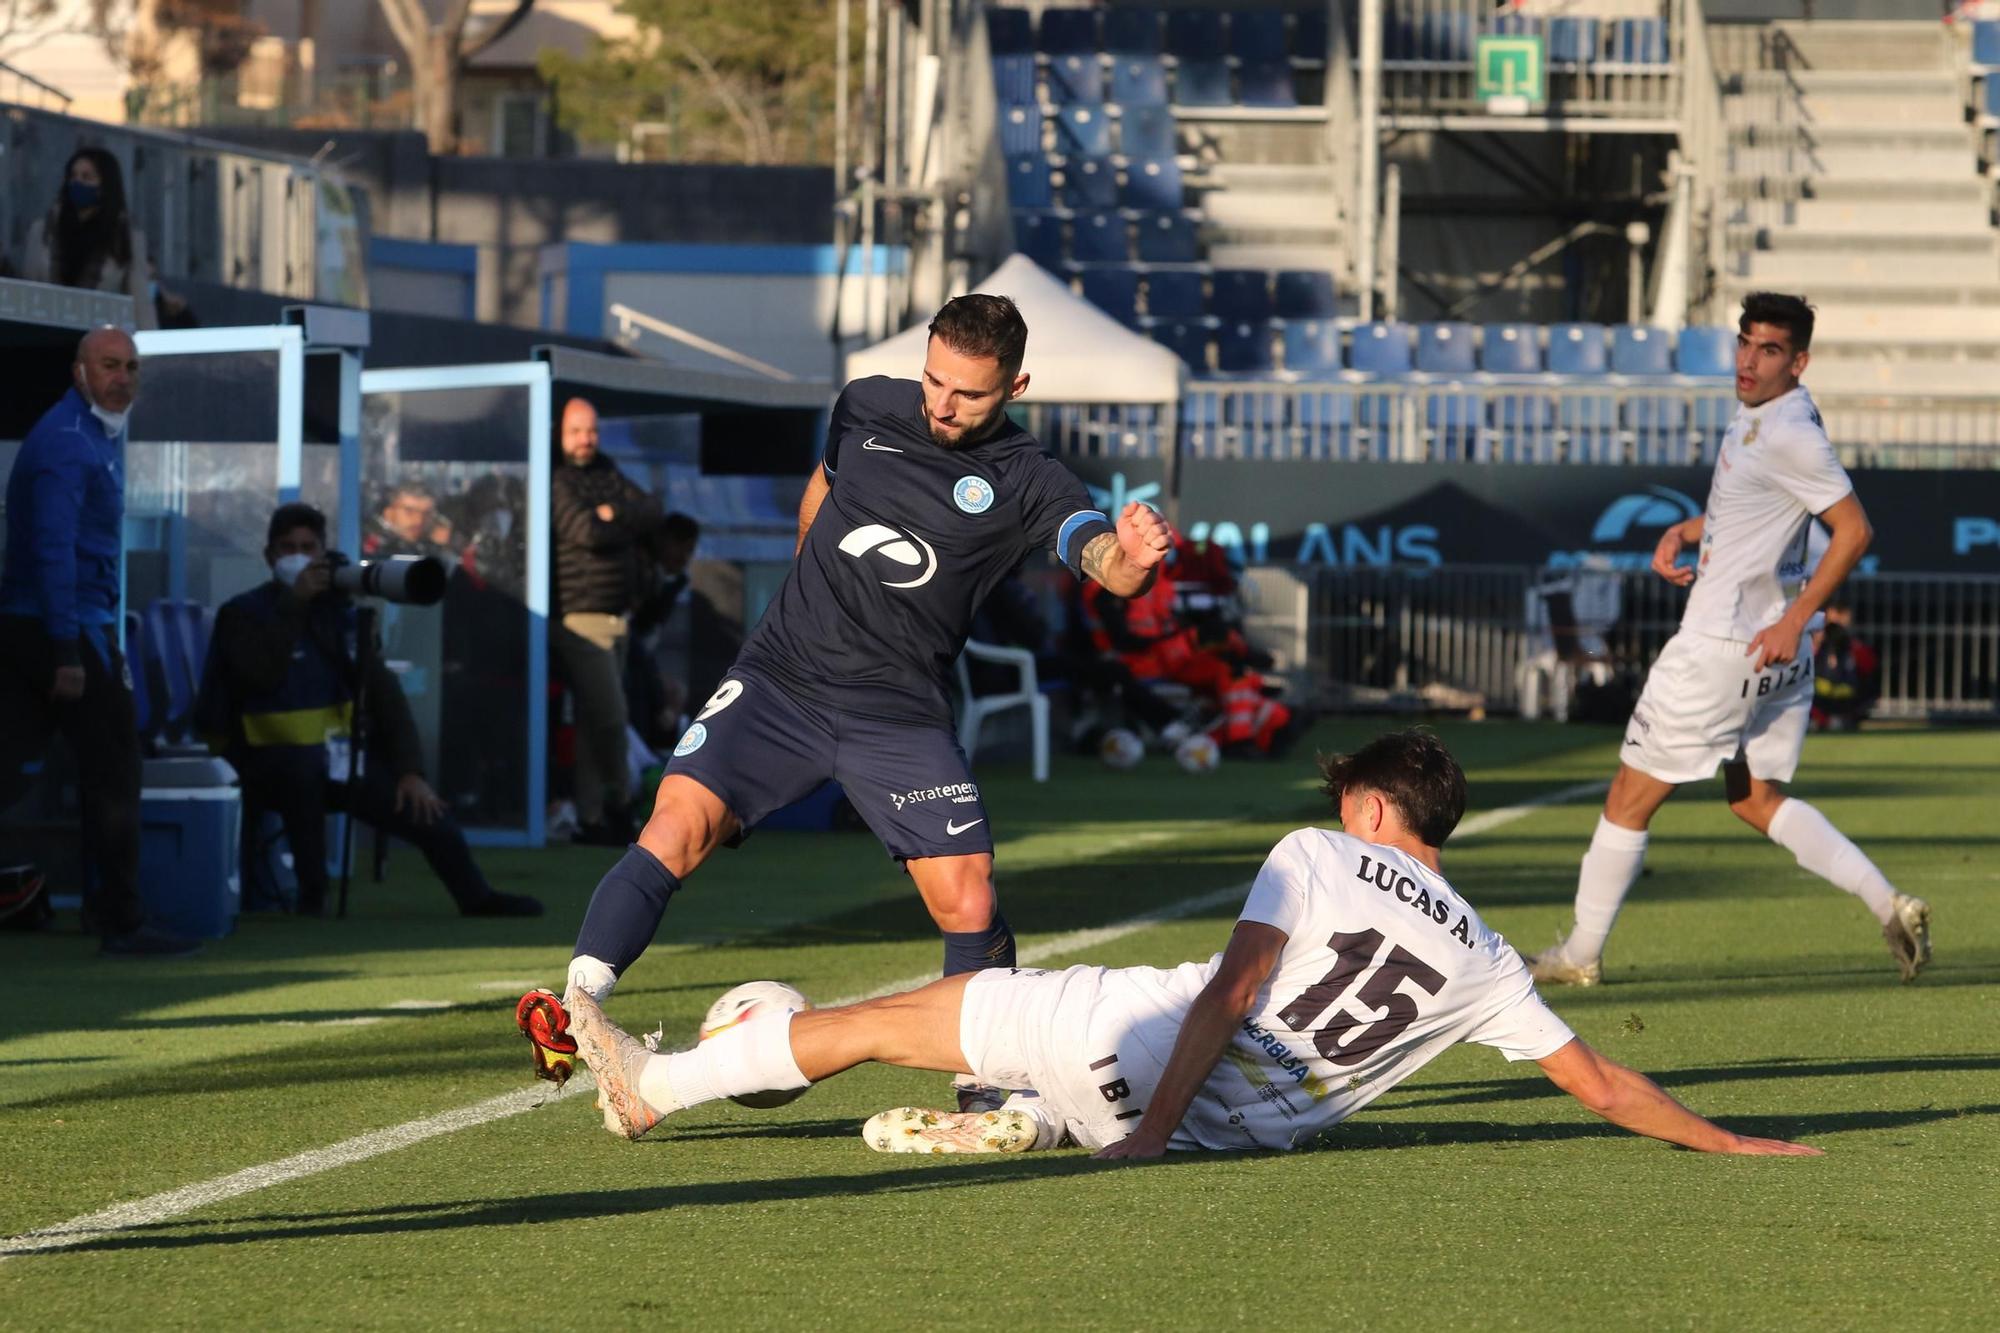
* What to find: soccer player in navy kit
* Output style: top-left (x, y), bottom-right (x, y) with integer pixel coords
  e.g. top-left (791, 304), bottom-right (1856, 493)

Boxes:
top-left (520, 295), bottom-right (1173, 1111)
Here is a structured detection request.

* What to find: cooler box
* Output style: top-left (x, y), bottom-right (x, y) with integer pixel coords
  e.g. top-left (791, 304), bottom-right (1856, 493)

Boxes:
top-left (138, 756), bottom-right (242, 939)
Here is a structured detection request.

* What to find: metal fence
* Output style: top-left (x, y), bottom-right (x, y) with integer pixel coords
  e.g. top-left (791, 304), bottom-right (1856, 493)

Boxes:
top-left (1238, 564), bottom-right (2000, 720)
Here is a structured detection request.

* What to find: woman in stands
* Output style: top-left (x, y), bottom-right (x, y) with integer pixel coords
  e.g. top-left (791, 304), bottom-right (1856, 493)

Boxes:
top-left (21, 147), bottom-right (162, 329)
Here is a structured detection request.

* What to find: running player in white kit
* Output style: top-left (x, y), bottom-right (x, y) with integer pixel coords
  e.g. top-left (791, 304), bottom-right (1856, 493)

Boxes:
top-left (562, 731), bottom-right (1818, 1159)
top-left (1527, 293), bottom-right (1930, 988)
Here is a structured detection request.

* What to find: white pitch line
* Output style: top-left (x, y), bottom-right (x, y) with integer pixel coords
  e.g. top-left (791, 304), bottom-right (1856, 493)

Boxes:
top-left (0, 777), bottom-right (1605, 1260)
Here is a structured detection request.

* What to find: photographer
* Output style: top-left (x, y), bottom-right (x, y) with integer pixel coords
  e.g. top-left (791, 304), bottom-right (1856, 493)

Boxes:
top-left (200, 503), bottom-right (541, 919)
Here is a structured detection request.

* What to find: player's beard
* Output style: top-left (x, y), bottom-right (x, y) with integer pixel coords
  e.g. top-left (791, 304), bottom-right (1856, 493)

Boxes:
top-left (923, 402), bottom-right (1005, 449)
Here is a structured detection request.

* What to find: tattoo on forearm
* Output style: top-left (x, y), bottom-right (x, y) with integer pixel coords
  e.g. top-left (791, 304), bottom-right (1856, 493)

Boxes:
top-left (1080, 531), bottom-right (1119, 583)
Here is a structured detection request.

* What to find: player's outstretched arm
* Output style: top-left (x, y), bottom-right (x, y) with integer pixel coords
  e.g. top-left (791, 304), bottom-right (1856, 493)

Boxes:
top-left (1095, 922), bottom-right (1287, 1161)
top-left (1535, 1039), bottom-right (1821, 1156)
top-left (1079, 503), bottom-right (1173, 598)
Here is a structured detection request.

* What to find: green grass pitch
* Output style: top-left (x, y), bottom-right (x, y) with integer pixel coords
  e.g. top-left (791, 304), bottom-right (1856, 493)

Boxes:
top-left (2, 720), bottom-right (1995, 1328)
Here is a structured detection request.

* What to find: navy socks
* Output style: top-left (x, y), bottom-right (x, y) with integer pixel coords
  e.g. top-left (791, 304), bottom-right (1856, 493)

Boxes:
top-left (572, 844), bottom-right (681, 977)
top-left (941, 912), bottom-right (1016, 977)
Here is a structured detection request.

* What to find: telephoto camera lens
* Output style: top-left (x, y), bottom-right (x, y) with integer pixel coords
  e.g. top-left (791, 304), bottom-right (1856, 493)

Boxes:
top-left (329, 555), bottom-right (447, 605)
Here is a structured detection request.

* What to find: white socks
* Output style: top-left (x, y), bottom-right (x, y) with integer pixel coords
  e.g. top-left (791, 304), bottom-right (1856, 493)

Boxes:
top-left (1564, 816), bottom-right (1649, 965)
top-left (1767, 797), bottom-right (1897, 925)
top-left (637, 1011), bottom-right (810, 1114)
top-left (567, 955), bottom-right (618, 1003)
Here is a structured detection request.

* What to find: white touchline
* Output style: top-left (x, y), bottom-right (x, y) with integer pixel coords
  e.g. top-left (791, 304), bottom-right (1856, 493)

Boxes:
top-left (0, 776), bottom-right (1605, 1259)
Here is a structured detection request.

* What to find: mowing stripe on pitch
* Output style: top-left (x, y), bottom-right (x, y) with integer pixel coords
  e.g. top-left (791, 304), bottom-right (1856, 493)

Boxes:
top-left (0, 776), bottom-right (1605, 1259)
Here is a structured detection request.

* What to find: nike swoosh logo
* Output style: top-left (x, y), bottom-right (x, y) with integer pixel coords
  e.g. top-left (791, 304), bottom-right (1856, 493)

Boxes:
top-left (861, 437), bottom-right (902, 452)
top-left (945, 818), bottom-right (985, 836)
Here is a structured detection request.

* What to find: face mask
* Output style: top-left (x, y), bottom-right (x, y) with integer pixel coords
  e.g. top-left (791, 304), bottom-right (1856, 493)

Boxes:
top-left (86, 402), bottom-right (128, 437)
top-left (66, 180), bottom-right (101, 210)
top-left (273, 553), bottom-right (313, 586)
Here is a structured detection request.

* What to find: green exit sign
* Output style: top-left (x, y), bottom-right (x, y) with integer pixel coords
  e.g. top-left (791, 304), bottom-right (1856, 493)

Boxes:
top-left (1476, 34), bottom-right (1544, 114)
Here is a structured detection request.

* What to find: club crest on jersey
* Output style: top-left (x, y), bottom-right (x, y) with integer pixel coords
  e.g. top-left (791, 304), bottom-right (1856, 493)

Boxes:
top-left (1743, 418), bottom-right (1760, 446)
top-left (953, 475), bottom-right (995, 514)
top-left (673, 723), bottom-right (708, 757)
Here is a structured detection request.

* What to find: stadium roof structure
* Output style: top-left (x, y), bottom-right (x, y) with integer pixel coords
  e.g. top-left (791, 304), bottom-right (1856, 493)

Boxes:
top-left (843, 254), bottom-right (1184, 406)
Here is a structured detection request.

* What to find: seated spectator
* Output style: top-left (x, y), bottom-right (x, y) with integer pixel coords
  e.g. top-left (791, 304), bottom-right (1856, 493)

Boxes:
top-left (1812, 593), bottom-right (1879, 732)
top-left (1170, 532), bottom-right (1273, 672)
top-left (20, 147), bottom-right (177, 330)
top-left (197, 502), bottom-right (541, 918)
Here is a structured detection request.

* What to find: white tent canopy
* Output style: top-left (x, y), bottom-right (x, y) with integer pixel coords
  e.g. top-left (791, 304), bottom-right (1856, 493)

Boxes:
top-left (843, 254), bottom-right (1183, 405)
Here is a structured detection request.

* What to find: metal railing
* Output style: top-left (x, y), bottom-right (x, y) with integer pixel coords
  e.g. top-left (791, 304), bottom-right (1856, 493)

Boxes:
top-left (0, 60), bottom-right (72, 112)
top-left (1239, 563), bottom-right (2000, 719)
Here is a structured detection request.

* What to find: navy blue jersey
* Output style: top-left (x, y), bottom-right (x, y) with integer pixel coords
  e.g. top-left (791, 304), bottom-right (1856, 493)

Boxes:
top-left (737, 376), bottom-right (1113, 725)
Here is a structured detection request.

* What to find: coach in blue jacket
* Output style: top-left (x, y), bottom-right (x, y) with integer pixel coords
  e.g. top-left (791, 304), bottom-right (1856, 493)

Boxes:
top-left (0, 326), bottom-right (197, 956)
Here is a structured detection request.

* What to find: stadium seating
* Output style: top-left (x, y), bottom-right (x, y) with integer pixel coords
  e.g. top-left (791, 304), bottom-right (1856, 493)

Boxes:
top-left (1048, 52), bottom-right (1104, 105)
top-left (1007, 154), bottom-right (1052, 208)
top-left (1616, 19), bottom-right (1668, 64)
top-left (1416, 322), bottom-right (1476, 375)
top-left (1231, 10), bottom-right (1295, 107)
top-left (1479, 323), bottom-right (1541, 374)
top-left (1167, 10), bottom-right (1232, 106)
top-left (143, 599), bottom-right (213, 743)
top-left (1974, 21), bottom-right (2000, 68)
top-left (1111, 55), bottom-right (1169, 107)
top-left (986, 7), bottom-right (1032, 55)
top-left (1146, 270), bottom-right (1205, 320)
top-left (1105, 6), bottom-right (1162, 55)
top-left (1420, 14), bottom-right (1475, 62)
top-left (1218, 321), bottom-right (1277, 374)
top-left (1548, 323), bottom-right (1609, 376)
top-left (1038, 7), bottom-right (1097, 55)
top-left (1274, 269), bottom-right (1338, 318)
top-left (1135, 212), bottom-right (1200, 263)
top-left (1122, 156), bottom-right (1183, 211)
top-left (1058, 156), bottom-right (1118, 210)
top-left (1549, 18), bottom-right (1600, 66)
top-left (1151, 320), bottom-right (1213, 372)
top-left (1120, 104), bottom-right (1178, 161)
top-left (1015, 211), bottom-right (1064, 269)
top-left (1072, 211), bottom-right (1130, 263)
top-left (1293, 7), bottom-right (1329, 62)
top-left (1350, 322), bottom-right (1413, 376)
top-left (1611, 325), bottom-right (1672, 377)
top-left (992, 55), bottom-right (1037, 106)
top-left (1281, 319), bottom-right (1341, 374)
top-left (1056, 104), bottom-right (1112, 158)
top-left (1676, 326), bottom-right (1734, 377)
top-left (1081, 269), bottom-right (1142, 328)
top-left (999, 104), bottom-right (1041, 156)
top-left (1211, 269), bottom-right (1273, 323)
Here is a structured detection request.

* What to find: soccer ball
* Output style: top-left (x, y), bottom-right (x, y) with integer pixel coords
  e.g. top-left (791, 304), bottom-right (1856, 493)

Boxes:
top-left (1174, 732), bottom-right (1222, 774)
top-left (698, 980), bottom-right (813, 1109)
top-left (1098, 727), bottom-right (1146, 769)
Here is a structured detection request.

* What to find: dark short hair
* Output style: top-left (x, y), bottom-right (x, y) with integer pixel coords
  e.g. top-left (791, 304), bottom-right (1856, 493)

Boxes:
top-left (660, 511), bottom-right (701, 543)
top-left (267, 502), bottom-right (328, 548)
top-left (928, 294), bottom-right (1028, 376)
top-left (1318, 729), bottom-right (1468, 848)
top-left (388, 481), bottom-right (434, 504)
top-left (1739, 292), bottom-right (1814, 353)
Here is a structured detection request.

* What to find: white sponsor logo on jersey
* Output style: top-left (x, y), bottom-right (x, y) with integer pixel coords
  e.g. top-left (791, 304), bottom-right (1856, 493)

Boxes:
top-left (838, 523), bottom-right (938, 588)
top-left (888, 780), bottom-right (979, 811)
top-left (945, 817), bottom-right (985, 836)
top-left (861, 436), bottom-right (902, 453)
top-left (953, 475), bottom-right (995, 514)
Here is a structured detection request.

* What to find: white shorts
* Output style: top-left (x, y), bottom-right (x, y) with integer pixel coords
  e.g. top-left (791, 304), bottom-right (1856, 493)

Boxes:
top-left (1622, 629), bottom-right (1815, 785)
top-left (960, 966), bottom-right (1179, 1152)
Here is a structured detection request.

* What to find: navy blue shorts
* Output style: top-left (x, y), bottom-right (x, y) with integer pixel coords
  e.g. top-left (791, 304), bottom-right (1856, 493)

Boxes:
top-left (664, 666), bottom-right (993, 861)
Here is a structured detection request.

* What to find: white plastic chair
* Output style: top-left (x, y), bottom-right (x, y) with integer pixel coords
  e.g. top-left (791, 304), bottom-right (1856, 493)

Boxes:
top-left (955, 639), bottom-right (1049, 782)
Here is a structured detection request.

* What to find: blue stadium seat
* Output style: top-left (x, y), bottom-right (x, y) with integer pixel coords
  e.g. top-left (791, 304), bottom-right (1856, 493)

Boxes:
top-left (999, 103), bottom-right (1042, 156)
top-left (1294, 390), bottom-right (1353, 458)
top-left (1238, 61), bottom-right (1297, 108)
top-left (1416, 322), bottom-right (1476, 374)
top-left (1038, 7), bottom-right (1098, 55)
top-left (1121, 156), bottom-right (1182, 211)
top-left (1986, 77), bottom-right (2000, 116)
top-left (1048, 53), bottom-right (1104, 105)
top-left (1549, 18), bottom-right (1600, 65)
top-left (1548, 323), bottom-right (1609, 375)
top-left (1676, 325), bottom-right (1735, 377)
top-left (1210, 269), bottom-right (1272, 323)
top-left (1427, 387), bottom-right (1482, 449)
top-left (1071, 211), bottom-right (1130, 263)
top-left (1217, 322), bottom-right (1277, 374)
top-left (1111, 55), bottom-right (1170, 107)
top-left (992, 54), bottom-right (1037, 105)
top-left (1135, 212), bottom-right (1200, 263)
top-left (1559, 392), bottom-right (1621, 457)
top-left (1383, 15), bottom-right (1421, 60)
top-left (1624, 393), bottom-right (1689, 436)
top-left (1166, 9), bottom-right (1224, 58)
top-left (1420, 14), bottom-right (1474, 61)
top-left (1273, 269), bottom-right (1338, 319)
top-left (1081, 269), bottom-right (1142, 328)
top-left (1280, 319), bottom-right (1341, 374)
top-left (1612, 324), bottom-right (1673, 376)
top-left (1056, 104), bottom-right (1112, 157)
top-left (125, 611), bottom-right (154, 742)
top-left (1014, 211), bottom-right (1065, 270)
top-left (1058, 157), bottom-right (1117, 210)
top-left (986, 8), bottom-right (1033, 55)
top-left (1231, 10), bottom-right (1288, 62)
top-left (1479, 323), bottom-right (1541, 374)
top-left (1350, 322), bottom-right (1413, 376)
top-left (1174, 57), bottom-right (1232, 106)
top-left (1293, 7), bottom-right (1329, 61)
top-left (143, 599), bottom-right (211, 741)
top-left (1120, 103), bottom-right (1177, 160)
top-left (1616, 18), bottom-right (1668, 64)
top-left (1146, 270), bottom-right (1205, 320)
top-left (1006, 154), bottom-right (1052, 208)
top-left (1151, 320), bottom-right (1213, 373)
top-left (1975, 21), bottom-right (2000, 67)
top-left (1106, 6), bottom-right (1163, 55)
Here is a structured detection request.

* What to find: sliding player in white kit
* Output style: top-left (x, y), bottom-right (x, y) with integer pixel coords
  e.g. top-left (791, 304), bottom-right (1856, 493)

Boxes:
top-left (561, 731), bottom-right (1818, 1159)
top-left (1527, 293), bottom-right (1931, 988)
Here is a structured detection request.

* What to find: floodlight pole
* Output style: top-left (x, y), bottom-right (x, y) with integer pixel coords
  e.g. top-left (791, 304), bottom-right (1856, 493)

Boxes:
top-left (1356, 0), bottom-right (1382, 322)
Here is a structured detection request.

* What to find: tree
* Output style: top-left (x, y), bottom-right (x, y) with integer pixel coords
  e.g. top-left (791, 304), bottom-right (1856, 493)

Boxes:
top-left (377, 0), bottom-right (537, 155)
top-left (538, 0), bottom-right (850, 164)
